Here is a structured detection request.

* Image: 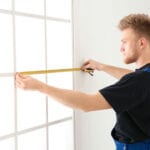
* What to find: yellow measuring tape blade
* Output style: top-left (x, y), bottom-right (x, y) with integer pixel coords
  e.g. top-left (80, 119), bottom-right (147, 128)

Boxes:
top-left (20, 68), bottom-right (81, 75)
top-left (0, 68), bottom-right (93, 77)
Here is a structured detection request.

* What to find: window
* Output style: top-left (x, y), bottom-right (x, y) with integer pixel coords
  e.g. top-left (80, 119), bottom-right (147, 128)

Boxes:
top-left (0, 1), bottom-right (74, 150)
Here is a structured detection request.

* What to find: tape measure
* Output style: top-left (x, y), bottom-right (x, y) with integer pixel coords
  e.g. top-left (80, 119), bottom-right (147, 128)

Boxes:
top-left (20, 68), bottom-right (81, 75)
top-left (0, 68), bottom-right (94, 77)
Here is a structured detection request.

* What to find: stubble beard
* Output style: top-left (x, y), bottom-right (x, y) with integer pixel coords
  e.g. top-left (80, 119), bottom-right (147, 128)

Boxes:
top-left (123, 54), bottom-right (137, 64)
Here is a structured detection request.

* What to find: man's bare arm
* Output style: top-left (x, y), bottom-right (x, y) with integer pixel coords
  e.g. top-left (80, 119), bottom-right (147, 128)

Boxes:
top-left (15, 74), bottom-right (111, 112)
top-left (81, 59), bottom-right (133, 79)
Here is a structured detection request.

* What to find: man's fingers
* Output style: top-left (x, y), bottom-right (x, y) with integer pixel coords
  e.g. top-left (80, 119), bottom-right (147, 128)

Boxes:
top-left (16, 73), bottom-right (28, 80)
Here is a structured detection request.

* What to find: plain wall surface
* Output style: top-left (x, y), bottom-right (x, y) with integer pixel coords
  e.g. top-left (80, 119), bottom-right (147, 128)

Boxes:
top-left (73, 0), bottom-right (150, 150)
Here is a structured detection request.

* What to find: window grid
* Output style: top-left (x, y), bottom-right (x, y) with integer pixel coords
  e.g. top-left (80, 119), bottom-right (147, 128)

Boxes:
top-left (0, 0), bottom-right (74, 150)
top-left (12, 0), bottom-right (18, 149)
top-left (43, 0), bottom-right (49, 149)
top-left (0, 9), bottom-right (71, 23)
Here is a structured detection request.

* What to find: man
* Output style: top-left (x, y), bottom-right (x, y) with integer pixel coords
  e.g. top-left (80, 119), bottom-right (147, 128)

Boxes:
top-left (15, 14), bottom-right (150, 150)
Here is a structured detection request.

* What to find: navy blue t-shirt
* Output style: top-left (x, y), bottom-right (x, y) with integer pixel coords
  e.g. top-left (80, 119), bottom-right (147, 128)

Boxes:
top-left (99, 64), bottom-right (150, 143)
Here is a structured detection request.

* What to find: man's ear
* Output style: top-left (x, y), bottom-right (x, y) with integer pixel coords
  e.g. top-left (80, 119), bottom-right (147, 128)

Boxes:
top-left (139, 37), bottom-right (147, 49)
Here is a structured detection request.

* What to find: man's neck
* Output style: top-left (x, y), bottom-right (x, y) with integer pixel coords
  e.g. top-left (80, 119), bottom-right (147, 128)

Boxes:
top-left (136, 47), bottom-right (150, 68)
top-left (136, 58), bottom-right (150, 69)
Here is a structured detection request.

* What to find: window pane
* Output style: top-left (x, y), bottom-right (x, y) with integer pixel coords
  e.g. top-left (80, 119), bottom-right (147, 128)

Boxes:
top-left (48, 72), bottom-right (72, 89)
top-left (15, 0), bottom-right (44, 15)
top-left (46, 0), bottom-right (71, 19)
top-left (0, 78), bottom-right (14, 136)
top-left (47, 20), bottom-right (72, 69)
top-left (0, 0), bottom-right (11, 10)
top-left (17, 75), bottom-right (46, 130)
top-left (48, 72), bottom-right (73, 122)
top-left (18, 128), bottom-right (46, 150)
top-left (15, 16), bottom-right (46, 130)
top-left (15, 16), bottom-right (45, 72)
top-left (49, 120), bottom-right (73, 150)
top-left (0, 138), bottom-right (14, 150)
top-left (0, 14), bottom-right (13, 73)
top-left (48, 99), bottom-right (73, 122)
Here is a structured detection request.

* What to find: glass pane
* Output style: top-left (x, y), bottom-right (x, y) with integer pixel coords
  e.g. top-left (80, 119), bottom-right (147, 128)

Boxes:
top-left (48, 99), bottom-right (73, 122)
top-left (0, 0), bottom-right (11, 10)
top-left (48, 72), bottom-right (72, 88)
top-left (15, 16), bottom-right (45, 72)
top-left (17, 75), bottom-right (46, 130)
top-left (15, 16), bottom-right (46, 130)
top-left (15, 0), bottom-right (44, 15)
top-left (47, 20), bottom-right (72, 69)
top-left (0, 14), bottom-right (13, 73)
top-left (46, 0), bottom-right (71, 19)
top-left (0, 77), bottom-right (14, 136)
top-left (48, 72), bottom-right (73, 122)
top-left (18, 128), bottom-right (46, 150)
top-left (0, 138), bottom-right (14, 150)
top-left (49, 120), bottom-right (73, 150)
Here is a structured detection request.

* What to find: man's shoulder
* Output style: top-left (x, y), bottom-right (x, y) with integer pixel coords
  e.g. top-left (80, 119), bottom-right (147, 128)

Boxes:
top-left (121, 70), bottom-right (150, 83)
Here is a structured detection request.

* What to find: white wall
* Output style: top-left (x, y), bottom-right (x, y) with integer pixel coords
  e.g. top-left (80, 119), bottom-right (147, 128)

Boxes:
top-left (73, 0), bottom-right (150, 150)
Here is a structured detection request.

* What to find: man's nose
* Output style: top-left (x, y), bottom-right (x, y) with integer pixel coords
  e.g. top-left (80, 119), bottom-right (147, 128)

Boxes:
top-left (120, 46), bottom-right (125, 52)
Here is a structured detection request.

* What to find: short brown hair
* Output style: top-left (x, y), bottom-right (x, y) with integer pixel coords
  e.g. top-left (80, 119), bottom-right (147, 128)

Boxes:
top-left (118, 14), bottom-right (150, 40)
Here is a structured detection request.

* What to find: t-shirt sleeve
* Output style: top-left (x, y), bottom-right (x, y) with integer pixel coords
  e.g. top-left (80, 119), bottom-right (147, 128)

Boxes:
top-left (99, 72), bottom-right (146, 113)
